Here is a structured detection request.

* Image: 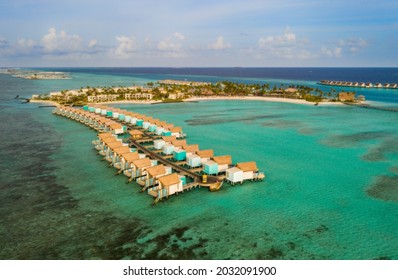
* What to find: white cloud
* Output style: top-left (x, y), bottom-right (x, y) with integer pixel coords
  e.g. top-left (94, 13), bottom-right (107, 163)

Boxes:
top-left (258, 28), bottom-right (297, 49)
top-left (174, 32), bottom-right (185, 41)
top-left (208, 36), bottom-right (231, 50)
top-left (321, 46), bottom-right (342, 58)
top-left (0, 38), bottom-right (9, 48)
top-left (157, 38), bottom-right (181, 51)
top-left (258, 28), bottom-right (314, 59)
top-left (321, 37), bottom-right (368, 58)
top-left (154, 34), bottom-right (187, 58)
top-left (88, 39), bottom-right (98, 48)
top-left (113, 36), bottom-right (137, 58)
top-left (41, 28), bottom-right (82, 54)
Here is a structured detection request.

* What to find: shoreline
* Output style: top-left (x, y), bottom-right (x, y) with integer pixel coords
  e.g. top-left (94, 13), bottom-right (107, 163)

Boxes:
top-left (29, 97), bottom-right (355, 107)
top-left (185, 96), bottom-right (347, 106)
top-left (29, 99), bottom-right (60, 107)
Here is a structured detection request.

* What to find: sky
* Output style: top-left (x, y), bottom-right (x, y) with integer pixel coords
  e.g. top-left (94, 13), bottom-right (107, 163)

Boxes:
top-left (0, 0), bottom-right (397, 67)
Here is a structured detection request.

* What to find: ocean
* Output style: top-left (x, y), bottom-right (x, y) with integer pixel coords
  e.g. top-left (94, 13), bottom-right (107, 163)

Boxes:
top-left (1, 67), bottom-right (398, 260)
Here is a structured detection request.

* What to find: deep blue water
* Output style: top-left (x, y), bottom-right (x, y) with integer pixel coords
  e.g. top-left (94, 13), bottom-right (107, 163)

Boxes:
top-left (34, 67), bottom-right (398, 84)
top-left (28, 67), bottom-right (398, 105)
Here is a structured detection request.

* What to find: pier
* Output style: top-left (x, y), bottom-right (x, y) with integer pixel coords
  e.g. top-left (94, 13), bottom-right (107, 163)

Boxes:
top-left (53, 104), bottom-right (265, 204)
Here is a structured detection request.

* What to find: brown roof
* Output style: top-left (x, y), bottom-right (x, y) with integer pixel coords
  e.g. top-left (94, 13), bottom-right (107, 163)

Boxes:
top-left (102, 137), bottom-right (119, 144)
top-left (158, 173), bottom-right (180, 187)
top-left (132, 158), bottom-right (152, 169)
top-left (143, 117), bottom-right (155, 122)
top-left (236, 161), bottom-right (258, 172)
top-left (107, 141), bottom-right (124, 149)
top-left (157, 121), bottom-right (168, 126)
top-left (170, 127), bottom-right (182, 133)
top-left (162, 136), bottom-right (176, 142)
top-left (171, 140), bottom-right (186, 147)
top-left (197, 149), bottom-right (213, 158)
top-left (113, 146), bottom-right (131, 156)
top-left (146, 164), bottom-right (166, 177)
top-left (110, 123), bottom-right (123, 129)
top-left (162, 123), bottom-right (174, 129)
top-left (183, 144), bottom-right (199, 153)
top-left (121, 152), bottom-right (140, 163)
top-left (98, 132), bottom-right (113, 140)
top-left (129, 129), bottom-right (144, 136)
top-left (213, 155), bottom-right (232, 165)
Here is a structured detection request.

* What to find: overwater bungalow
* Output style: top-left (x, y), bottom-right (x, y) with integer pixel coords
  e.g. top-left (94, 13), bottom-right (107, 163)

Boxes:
top-left (143, 164), bottom-right (168, 188)
top-left (136, 118), bottom-right (144, 127)
top-left (163, 136), bottom-right (177, 143)
top-left (162, 130), bottom-right (172, 136)
top-left (157, 173), bottom-right (183, 195)
top-left (203, 160), bottom-right (218, 175)
top-left (171, 139), bottom-right (187, 148)
top-left (155, 126), bottom-right (165, 135)
top-left (162, 143), bottom-right (174, 155)
top-left (153, 139), bottom-right (165, 150)
top-left (173, 147), bottom-right (186, 161)
top-left (110, 146), bottom-right (131, 165)
top-left (93, 132), bottom-right (115, 149)
top-left (225, 167), bottom-right (244, 184)
top-left (236, 162), bottom-right (259, 180)
top-left (186, 154), bottom-right (201, 168)
top-left (115, 151), bottom-right (140, 172)
top-left (109, 123), bottom-right (124, 135)
top-left (97, 136), bottom-right (120, 156)
top-left (148, 123), bottom-right (157, 133)
top-left (124, 157), bottom-right (152, 179)
top-left (104, 141), bottom-right (126, 162)
top-left (170, 127), bottom-right (183, 138)
top-left (196, 149), bottom-right (214, 163)
top-left (213, 155), bottom-right (232, 173)
top-left (183, 144), bottom-right (199, 156)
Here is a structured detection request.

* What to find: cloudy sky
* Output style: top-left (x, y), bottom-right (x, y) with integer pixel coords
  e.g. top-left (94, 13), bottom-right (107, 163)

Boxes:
top-left (0, 0), bottom-right (397, 67)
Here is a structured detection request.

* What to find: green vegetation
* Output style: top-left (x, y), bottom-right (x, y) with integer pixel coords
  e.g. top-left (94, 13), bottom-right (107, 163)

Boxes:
top-left (33, 79), bottom-right (354, 105)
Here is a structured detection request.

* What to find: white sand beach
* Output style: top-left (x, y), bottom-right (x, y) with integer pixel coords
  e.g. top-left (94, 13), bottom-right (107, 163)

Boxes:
top-left (185, 96), bottom-right (346, 106)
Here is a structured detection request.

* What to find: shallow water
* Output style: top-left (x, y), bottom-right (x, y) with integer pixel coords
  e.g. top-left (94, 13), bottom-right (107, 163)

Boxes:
top-left (1, 69), bottom-right (398, 259)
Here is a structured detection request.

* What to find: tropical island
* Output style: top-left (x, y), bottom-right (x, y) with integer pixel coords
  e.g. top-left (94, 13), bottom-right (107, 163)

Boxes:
top-left (0, 68), bottom-right (70, 80)
top-left (30, 79), bottom-right (363, 106)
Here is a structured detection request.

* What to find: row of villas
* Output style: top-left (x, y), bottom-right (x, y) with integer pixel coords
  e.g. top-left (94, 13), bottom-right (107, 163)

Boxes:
top-left (32, 86), bottom-right (155, 102)
top-left (53, 104), bottom-right (265, 203)
top-left (87, 93), bottom-right (153, 102)
top-left (321, 80), bottom-right (398, 89)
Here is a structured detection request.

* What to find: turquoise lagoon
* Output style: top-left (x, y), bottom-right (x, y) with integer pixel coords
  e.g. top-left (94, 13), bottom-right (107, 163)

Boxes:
top-left (1, 69), bottom-right (398, 259)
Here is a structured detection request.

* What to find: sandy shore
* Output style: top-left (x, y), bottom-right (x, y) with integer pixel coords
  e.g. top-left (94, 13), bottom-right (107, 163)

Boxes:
top-left (185, 96), bottom-right (346, 106)
top-left (29, 99), bottom-right (60, 106)
top-left (29, 96), bottom-right (353, 107)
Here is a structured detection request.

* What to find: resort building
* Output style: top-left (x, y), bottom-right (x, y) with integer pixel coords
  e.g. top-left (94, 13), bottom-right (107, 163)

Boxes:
top-left (236, 162), bottom-right (258, 180)
top-left (157, 173), bottom-right (183, 195)
top-left (87, 94), bottom-right (119, 102)
top-left (197, 150), bottom-right (214, 163)
top-left (213, 155), bottom-right (232, 173)
top-left (338, 92), bottom-right (356, 102)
